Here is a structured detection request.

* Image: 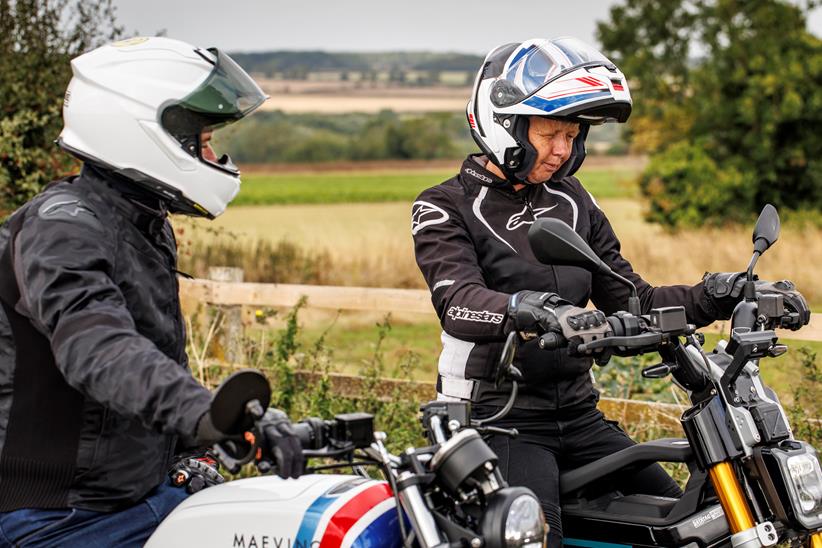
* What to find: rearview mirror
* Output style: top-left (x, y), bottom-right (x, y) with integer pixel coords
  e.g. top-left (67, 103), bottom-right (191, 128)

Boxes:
top-left (210, 369), bottom-right (271, 435)
top-left (527, 217), bottom-right (642, 316)
top-left (527, 218), bottom-right (607, 274)
top-left (752, 204), bottom-right (780, 255)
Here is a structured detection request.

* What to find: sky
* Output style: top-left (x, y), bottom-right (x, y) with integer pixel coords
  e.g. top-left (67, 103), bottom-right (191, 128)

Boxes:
top-left (113, 0), bottom-right (822, 55)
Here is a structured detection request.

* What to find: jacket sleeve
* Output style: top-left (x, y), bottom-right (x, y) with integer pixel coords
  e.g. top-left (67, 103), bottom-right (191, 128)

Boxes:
top-left (11, 199), bottom-right (211, 438)
top-left (412, 187), bottom-right (510, 342)
top-left (586, 200), bottom-right (720, 327)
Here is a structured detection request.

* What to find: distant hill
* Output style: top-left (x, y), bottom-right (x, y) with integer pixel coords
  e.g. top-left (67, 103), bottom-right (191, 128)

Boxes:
top-left (230, 50), bottom-right (484, 78)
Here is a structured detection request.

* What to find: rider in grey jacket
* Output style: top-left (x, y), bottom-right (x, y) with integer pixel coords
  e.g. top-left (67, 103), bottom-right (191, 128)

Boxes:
top-left (0, 38), bottom-right (304, 546)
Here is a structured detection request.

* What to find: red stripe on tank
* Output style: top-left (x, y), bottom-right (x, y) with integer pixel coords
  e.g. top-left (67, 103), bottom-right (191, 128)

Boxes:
top-left (318, 483), bottom-right (394, 548)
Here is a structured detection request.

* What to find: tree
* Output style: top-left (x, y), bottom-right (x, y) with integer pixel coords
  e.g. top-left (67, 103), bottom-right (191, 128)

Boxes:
top-left (0, 0), bottom-right (121, 217)
top-left (598, 0), bottom-right (822, 228)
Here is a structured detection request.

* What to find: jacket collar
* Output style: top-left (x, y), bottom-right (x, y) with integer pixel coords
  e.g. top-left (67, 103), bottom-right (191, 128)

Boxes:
top-left (80, 164), bottom-right (169, 236)
top-left (460, 154), bottom-right (545, 201)
top-left (459, 154), bottom-right (512, 189)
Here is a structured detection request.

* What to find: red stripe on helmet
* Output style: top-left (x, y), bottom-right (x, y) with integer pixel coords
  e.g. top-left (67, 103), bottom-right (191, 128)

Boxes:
top-left (577, 76), bottom-right (601, 87)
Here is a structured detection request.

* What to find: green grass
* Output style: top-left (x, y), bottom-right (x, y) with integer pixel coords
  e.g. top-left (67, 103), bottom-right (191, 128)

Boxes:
top-left (299, 320), bottom-right (442, 380)
top-left (236, 168), bottom-right (639, 205)
top-left (295, 318), bottom-right (819, 401)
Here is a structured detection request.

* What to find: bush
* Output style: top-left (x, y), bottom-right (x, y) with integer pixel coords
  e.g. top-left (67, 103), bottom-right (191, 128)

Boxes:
top-left (639, 140), bottom-right (755, 228)
top-left (788, 347), bottom-right (822, 451)
top-left (190, 301), bottom-right (425, 471)
top-left (0, 0), bottom-right (121, 217)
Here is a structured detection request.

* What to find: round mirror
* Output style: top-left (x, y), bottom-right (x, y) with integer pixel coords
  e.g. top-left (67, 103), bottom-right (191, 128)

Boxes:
top-left (210, 369), bottom-right (271, 435)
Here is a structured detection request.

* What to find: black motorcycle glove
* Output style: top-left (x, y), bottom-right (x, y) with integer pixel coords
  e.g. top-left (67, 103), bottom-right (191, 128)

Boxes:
top-left (508, 290), bottom-right (573, 337)
top-left (756, 280), bottom-right (811, 330)
top-left (257, 408), bottom-right (305, 480)
top-left (703, 272), bottom-right (749, 318)
top-left (169, 450), bottom-right (225, 494)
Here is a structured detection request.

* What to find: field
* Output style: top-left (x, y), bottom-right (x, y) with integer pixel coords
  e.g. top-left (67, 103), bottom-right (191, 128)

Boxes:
top-left (184, 171), bottom-right (822, 303)
top-left (256, 79), bottom-right (471, 114)
top-left (232, 167), bottom-right (639, 206)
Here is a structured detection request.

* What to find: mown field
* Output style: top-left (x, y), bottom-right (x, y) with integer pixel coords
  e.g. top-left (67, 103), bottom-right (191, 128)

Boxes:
top-left (233, 167), bottom-right (639, 205)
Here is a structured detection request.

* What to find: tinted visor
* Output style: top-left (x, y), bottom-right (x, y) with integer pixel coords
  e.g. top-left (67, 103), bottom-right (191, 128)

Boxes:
top-left (161, 48), bottom-right (266, 172)
top-left (491, 38), bottom-right (615, 108)
top-left (182, 48), bottom-right (266, 119)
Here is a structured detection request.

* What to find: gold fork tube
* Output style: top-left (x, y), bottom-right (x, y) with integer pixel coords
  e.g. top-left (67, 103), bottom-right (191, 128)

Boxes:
top-left (709, 461), bottom-right (755, 533)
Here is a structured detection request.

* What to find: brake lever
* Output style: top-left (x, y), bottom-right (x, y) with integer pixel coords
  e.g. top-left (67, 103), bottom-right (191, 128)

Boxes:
top-left (474, 426), bottom-right (518, 438)
top-left (303, 442), bottom-right (357, 459)
top-left (212, 435), bottom-right (256, 475)
top-left (577, 332), bottom-right (663, 353)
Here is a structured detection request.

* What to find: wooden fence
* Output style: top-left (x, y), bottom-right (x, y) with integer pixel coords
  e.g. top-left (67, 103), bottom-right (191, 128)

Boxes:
top-left (179, 278), bottom-right (822, 343)
top-left (181, 275), bottom-right (821, 428)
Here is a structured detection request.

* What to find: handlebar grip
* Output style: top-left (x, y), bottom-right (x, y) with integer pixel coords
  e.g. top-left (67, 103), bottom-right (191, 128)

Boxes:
top-left (292, 422), bottom-right (316, 449)
top-left (538, 332), bottom-right (566, 350)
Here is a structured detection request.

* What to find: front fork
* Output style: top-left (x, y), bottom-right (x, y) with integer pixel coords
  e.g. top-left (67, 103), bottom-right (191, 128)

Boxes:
top-left (709, 461), bottom-right (781, 547)
top-left (709, 461), bottom-right (755, 532)
top-left (710, 461), bottom-right (822, 547)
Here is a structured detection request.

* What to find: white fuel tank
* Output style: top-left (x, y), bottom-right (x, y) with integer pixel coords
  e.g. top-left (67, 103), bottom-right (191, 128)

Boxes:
top-left (146, 474), bottom-right (402, 548)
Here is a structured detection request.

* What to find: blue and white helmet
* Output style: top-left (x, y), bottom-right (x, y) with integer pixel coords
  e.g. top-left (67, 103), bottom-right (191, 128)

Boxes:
top-left (467, 37), bottom-right (632, 183)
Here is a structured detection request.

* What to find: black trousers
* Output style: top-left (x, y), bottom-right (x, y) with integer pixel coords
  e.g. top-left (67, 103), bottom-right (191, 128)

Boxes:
top-left (477, 405), bottom-right (682, 547)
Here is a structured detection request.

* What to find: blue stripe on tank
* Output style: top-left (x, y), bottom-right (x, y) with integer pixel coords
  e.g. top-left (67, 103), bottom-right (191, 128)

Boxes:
top-left (294, 492), bottom-right (338, 546)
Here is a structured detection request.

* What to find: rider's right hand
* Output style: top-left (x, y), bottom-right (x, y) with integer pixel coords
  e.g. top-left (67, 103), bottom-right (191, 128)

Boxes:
top-left (257, 408), bottom-right (306, 480)
top-left (508, 291), bottom-right (573, 337)
top-left (756, 279), bottom-right (811, 329)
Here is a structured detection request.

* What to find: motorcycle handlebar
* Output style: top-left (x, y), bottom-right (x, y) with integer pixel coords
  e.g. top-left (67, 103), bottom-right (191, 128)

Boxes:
top-left (537, 307), bottom-right (694, 358)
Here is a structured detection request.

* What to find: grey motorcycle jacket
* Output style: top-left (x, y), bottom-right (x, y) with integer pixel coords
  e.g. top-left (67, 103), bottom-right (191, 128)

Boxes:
top-left (0, 165), bottom-right (211, 512)
top-left (412, 155), bottom-right (725, 410)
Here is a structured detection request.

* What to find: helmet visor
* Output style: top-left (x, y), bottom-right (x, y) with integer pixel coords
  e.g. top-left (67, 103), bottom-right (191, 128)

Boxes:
top-left (182, 47), bottom-right (267, 119)
top-left (161, 48), bottom-right (266, 174)
top-left (491, 38), bottom-right (615, 108)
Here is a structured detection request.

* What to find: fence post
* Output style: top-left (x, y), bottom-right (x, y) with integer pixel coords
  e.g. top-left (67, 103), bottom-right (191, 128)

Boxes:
top-left (208, 267), bottom-right (244, 364)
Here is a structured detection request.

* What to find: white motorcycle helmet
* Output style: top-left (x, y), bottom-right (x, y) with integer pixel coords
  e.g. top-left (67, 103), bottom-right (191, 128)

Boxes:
top-left (467, 37), bottom-right (632, 183)
top-left (58, 36), bottom-right (267, 218)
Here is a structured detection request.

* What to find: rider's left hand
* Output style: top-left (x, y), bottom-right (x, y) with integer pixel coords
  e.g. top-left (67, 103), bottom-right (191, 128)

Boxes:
top-left (257, 409), bottom-right (306, 480)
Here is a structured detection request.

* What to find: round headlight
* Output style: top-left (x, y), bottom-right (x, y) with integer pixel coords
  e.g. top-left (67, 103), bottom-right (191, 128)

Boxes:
top-left (481, 487), bottom-right (547, 548)
top-left (505, 495), bottom-right (545, 546)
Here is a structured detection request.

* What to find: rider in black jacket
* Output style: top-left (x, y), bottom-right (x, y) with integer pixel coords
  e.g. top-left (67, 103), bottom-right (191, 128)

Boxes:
top-left (412, 38), bottom-right (808, 546)
top-left (0, 37), bottom-right (303, 546)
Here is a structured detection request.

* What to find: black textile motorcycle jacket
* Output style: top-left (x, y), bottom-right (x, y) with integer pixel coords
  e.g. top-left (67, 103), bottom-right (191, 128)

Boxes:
top-left (412, 154), bottom-right (724, 410)
top-left (0, 165), bottom-right (211, 512)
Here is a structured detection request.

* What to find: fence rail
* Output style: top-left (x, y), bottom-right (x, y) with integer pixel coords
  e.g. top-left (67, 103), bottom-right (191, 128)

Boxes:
top-left (180, 279), bottom-right (822, 342)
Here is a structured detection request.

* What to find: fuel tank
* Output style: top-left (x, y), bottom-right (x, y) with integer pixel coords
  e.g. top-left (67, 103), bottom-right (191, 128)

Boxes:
top-left (146, 474), bottom-right (402, 547)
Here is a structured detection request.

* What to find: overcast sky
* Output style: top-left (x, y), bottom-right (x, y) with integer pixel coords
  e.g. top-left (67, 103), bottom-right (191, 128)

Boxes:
top-left (112, 0), bottom-right (822, 54)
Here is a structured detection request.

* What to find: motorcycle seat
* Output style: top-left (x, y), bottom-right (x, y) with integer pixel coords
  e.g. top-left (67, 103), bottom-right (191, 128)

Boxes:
top-left (560, 438), bottom-right (693, 496)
